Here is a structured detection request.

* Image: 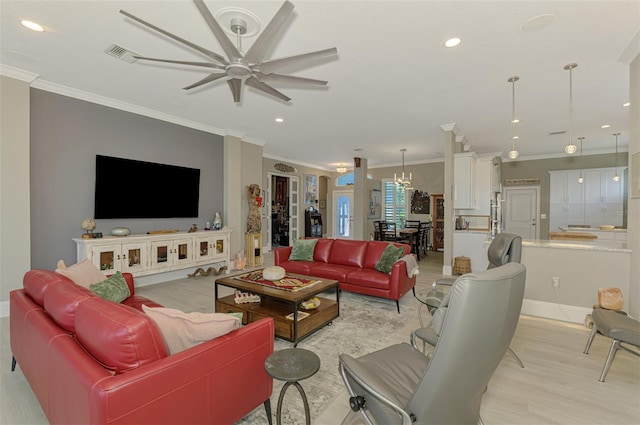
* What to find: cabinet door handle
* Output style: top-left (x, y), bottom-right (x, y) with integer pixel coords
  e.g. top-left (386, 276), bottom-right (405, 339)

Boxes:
top-left (116, 255), bottom-right (121, 260)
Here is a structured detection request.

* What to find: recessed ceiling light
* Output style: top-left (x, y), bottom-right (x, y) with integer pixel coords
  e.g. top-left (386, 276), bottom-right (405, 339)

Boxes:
top-left (444, 37), bottom-right (461, 48)
top-left (601, 124), bottom-right (611, 129)
top-left (511, 119), bottom-right (520, 124)
top-left (20, 20), bottom-right (44, 32)
top-left (622, 102), bottom-right (630, 107)
top-left (521, 14), bottom-right (555, 32)
top-left (275, 117), bottom-right (284, 123)
top-left (512, 136), bottom-right (520, 140)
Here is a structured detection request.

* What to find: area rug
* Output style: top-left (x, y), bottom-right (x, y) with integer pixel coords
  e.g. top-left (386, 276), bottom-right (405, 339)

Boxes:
top-left (237, 291), bottom-right (421, 425)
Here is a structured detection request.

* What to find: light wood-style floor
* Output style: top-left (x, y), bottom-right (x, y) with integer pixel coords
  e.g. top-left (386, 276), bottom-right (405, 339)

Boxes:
top-left (2, 250), bottom-right (639, 424)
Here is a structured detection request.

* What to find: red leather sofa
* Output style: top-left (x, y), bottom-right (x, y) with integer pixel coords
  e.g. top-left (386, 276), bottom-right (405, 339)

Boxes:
top-left (274, 239), bottom-right (416, 312)
top-left (10, 269), bottom-right (274, 425)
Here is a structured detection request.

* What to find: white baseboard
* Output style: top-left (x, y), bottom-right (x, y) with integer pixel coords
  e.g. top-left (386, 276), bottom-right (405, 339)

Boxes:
top-left (521, 299), bottom-right (592, 324)
top-left (0, 301), bottom-right (8, 318)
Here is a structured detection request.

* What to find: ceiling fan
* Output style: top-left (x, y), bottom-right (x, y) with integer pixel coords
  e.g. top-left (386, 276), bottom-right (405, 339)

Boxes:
top-left (120, 0), bottom-right (338, 103)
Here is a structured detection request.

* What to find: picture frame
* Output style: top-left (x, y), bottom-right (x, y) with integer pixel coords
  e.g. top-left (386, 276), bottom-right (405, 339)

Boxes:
top-left (631, 152), bottom-right (640, 198)
top-left (368, 189), bottom-right (381, 218)
top-left (304, 174), bottom-right (318, 205)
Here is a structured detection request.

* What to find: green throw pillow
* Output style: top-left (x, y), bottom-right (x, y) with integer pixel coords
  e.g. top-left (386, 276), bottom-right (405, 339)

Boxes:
top-left (289, 238), bottom-right (319, 261)
top-left (90, 271), bottom-right (131, 303)
top-left (375, 244), bottom-right (405, 274)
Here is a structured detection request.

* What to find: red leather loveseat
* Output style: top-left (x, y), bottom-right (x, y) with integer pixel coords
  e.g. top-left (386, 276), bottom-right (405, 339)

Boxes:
top-left (274, 239), bottom-right (416, 312)
top-left (10, 269), bottom-right (274, 424)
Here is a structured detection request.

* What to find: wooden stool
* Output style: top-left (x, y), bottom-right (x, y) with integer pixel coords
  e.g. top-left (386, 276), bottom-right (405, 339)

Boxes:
top-left (453, 256), bottom-right (471, 275)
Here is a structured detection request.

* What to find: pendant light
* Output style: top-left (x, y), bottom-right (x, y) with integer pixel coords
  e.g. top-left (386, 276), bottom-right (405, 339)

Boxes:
top-left (508, 76), bottom-right (519, 159)
top-left (613, 133), bottom-right (621, 182)
top-left (564, 63), bottom-right (578, 154)
top-left (577, 136), bottom-right (585, 183)
top-left (394, 148), bottom-right (413, 189)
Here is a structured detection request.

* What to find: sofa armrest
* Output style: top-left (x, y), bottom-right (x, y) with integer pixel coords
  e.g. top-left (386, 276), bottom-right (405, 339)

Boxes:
top-left (388, 260), bottom-right (417, 300)
top-left (122, 273), bottom-right (135, 295)
top-left (88, 318), bottom-right (275, 424)
top-left (274, 247), bottom-right (293, 265)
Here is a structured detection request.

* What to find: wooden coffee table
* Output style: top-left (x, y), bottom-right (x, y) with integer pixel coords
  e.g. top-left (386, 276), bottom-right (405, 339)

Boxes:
top-left (215, 271), bottom-right (339, 346)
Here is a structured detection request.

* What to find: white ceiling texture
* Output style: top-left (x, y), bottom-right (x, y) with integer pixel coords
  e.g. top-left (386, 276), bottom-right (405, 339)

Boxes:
top-left (1, 1), bottom-right (639, 170)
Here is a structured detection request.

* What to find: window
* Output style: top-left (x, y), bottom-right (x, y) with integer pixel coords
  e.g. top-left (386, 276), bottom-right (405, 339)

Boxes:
top-left (336, 173), bottom-right (355, 186)
top-left (382, 179), bottom-right (407, 228)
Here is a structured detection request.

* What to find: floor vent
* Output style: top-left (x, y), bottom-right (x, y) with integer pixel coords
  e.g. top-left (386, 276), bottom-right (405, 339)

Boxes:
top-left (104, 44), bottom-right (139, 63)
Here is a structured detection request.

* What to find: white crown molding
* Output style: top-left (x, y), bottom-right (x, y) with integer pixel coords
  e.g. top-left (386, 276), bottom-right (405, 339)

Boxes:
top-left (29, 79), bottom-right (227, 136)
top-left (0, 64), bottom-right (40, 82)
top-left (619, 30), bottom-right (640, 65)
top-left (440, 123), bottom-right (461, 135)
top-left (503, 147), bottom-right (629, 162)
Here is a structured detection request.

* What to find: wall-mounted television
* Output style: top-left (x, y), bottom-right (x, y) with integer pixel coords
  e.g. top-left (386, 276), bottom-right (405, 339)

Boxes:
top-left (94, 155), bottom-right (200, 219)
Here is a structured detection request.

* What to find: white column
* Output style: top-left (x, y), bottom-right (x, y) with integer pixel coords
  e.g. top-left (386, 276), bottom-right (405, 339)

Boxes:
top-left (440, 123), bottom-right (462, 276)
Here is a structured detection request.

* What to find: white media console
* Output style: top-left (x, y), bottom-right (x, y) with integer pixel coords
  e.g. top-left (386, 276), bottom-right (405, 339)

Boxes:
top-left (73, 228), bottom-right (232, 278)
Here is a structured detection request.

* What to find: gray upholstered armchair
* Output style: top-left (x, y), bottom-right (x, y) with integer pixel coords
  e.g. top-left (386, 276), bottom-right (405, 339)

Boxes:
top-left (339, 263), bottom-right (526, 425)
top-left (429, 232), bottom-right (525, 368)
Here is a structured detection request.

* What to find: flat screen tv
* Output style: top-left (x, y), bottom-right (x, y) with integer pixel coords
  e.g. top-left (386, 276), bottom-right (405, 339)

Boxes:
top-left (94, 155), bottom-right (200, 219)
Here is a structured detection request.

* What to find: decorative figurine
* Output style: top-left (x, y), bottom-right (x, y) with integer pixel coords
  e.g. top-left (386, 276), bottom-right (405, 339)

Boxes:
top-left (246, 184), bottom-right (262, 233)
top-left (188, 224), bottom-right (198, 233)
top-left (81, 218), bottom-right (96, 239)
top-left (213, 212), bottom-right (222, 230)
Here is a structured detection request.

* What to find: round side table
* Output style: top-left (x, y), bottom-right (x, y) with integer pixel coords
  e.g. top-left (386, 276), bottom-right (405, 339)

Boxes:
top-left (264, 348), bottom-right (320, 425)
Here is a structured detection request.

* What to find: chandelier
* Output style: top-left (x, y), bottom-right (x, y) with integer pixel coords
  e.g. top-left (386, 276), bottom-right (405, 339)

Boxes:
top-left (564, 63), bottom-right (578, 154)
top-left (508, 76), bottom-right (520, 160)
top-left (336, 164), bottom-right (347, 174)
top-left (394, 149), bottom-right (413, 189)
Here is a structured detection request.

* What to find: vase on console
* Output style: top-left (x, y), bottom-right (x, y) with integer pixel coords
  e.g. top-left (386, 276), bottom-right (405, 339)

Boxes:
top-left (213, 212), bottom-right (222, 230)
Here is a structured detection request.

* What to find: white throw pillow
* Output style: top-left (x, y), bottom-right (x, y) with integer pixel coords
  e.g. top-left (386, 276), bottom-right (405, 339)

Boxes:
top-left (55, 259), bottom-right (106, 288)
top-left (142, 305), bottom-right (240, 354)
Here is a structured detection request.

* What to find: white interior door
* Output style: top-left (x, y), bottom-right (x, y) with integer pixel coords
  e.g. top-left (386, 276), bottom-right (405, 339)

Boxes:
top-left (504, 186), bottom-right (540, 240)
top-left (333, 190), bottom-right (354, 239)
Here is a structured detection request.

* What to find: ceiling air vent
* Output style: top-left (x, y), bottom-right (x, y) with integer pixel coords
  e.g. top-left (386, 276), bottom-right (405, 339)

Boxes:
top-left (548, 131), bottom-right (567, 136)
top-left (104, 44), bottom-right (139, 63)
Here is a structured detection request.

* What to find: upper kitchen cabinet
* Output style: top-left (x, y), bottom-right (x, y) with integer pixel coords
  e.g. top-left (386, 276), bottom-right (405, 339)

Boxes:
top-left (454, 152), bottom-right (477, 209)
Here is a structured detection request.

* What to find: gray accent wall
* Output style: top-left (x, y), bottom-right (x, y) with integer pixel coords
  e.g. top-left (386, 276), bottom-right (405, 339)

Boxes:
top-left (501, 153), bottom-right (628, 237)
top-left (30, 89), bottom-right (224, 270)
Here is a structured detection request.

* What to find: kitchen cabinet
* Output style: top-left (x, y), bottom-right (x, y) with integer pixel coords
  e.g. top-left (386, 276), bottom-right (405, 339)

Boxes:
top-left (74, 228), bottom-right (232, 278)
top-left (454, 152), bottom-right (477, 209)
top-left (472, 156), bottom-right (493, 215)
top-left (549, 168), bottom-right (625, 230)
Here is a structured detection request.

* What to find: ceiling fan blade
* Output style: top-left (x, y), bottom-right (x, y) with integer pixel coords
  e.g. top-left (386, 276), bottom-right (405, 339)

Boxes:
top-left (244, 1), bottom-right (295, 65)
top-left (260, 47), bottom-right (337, 75)
top-left (193, 0), bottom-right (242, 61)
top-left (254, 72), bottom-right (327, 86)
top-left (120, 10), bottom-right (227, 65)
top-left (134, 56), bottom-right (225, 70)
top-left (245, 76), bottom-right (291, 102)
top-left (227, 79), bottom-right (242, 103)
top-left (183, 72), bottom-right (229, 90)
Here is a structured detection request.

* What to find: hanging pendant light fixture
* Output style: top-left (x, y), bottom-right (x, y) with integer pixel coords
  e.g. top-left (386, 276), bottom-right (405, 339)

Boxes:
top-left (336, 164), bottom-right (347, 174)
top-left (613, 133), bottom-right (621, 182)
top-left (564, 63), bottom-right (578, 154)
top-left (394, 148), bottom-right (413, 189)
top-left (577, 136), bottom-right (585, 183)
top-left (508, 76), bottom-right (520, 159)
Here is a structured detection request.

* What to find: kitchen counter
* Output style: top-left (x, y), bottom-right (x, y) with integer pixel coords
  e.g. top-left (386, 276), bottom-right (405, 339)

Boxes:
top-left (559, 227), bottom-right (627, 233)
top-left (521, 239), bottom-right (630, 252)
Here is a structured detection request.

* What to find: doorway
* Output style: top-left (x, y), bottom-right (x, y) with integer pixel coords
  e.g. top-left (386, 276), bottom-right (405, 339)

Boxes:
top-left (503, 186), bottom-right (540, 240)
top-left (333, 190), bottom-right (354, 239)
top-left (266, 173), bottom-right (300, 251)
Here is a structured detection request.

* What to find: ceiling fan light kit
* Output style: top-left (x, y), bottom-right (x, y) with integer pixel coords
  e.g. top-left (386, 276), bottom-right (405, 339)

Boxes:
top-left (120, 0), bottom-right (338, 103)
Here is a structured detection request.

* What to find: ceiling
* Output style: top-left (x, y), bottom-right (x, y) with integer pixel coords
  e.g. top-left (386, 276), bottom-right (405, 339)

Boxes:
top-left (1, 1), bottom-right (639, 171)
